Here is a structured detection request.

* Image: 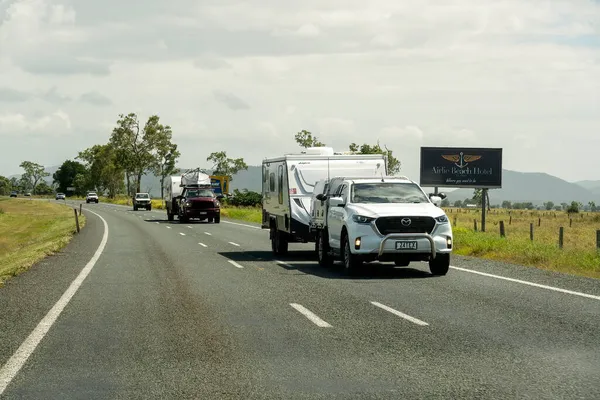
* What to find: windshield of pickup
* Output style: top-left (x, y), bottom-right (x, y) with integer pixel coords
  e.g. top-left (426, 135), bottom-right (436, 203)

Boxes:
top-left (185, 189), bottom-right (214, 198)
top-left (351, 182), bottom-right (429, 204)
top-left (136, 193), bottom-right (149, 199)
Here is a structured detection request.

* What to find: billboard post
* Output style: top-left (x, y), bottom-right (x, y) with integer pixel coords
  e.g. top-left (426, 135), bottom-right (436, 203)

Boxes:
top-left (420, 147), bottom-right (503, 233)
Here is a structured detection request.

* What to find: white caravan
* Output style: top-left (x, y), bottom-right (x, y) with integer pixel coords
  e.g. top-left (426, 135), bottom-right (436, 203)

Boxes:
top-left (261, 147), bottom-right (387, 255)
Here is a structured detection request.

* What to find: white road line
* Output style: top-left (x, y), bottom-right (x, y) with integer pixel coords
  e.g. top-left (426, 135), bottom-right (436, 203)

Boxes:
top-left (204, 232), bottom-right (212, 236)
top-left (155, 222), bottom-right (159, 224)
top-left (166, 226), bottom-right (172, 229)
top-left (450, 265), bottom-right (600, 301)
top-left (371, 301), bottom-right (429, 326)
top-left (275, 260), bottom-right (295, 269)
top-left (0, 210), bottom-right (109, 395)
top-left (227, 260), bottom-right (244, 269)
top-left (228, 242), bottom-right (240, 247)
top-left (221, 220), bottom-right (262, 230)
top-left (179, 232), bottom-right (186, 236)
top-left (198, 243), bottom-right (207, 247)
top-left (289, 304), bottom-right (332, 328)
top-left (187, 226), bottom-right (193, 229)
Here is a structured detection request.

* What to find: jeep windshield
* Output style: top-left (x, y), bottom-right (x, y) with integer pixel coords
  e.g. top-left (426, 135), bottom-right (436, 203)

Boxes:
top-left (185, 189), bottom-right (214, 198)
top-left (136, 194), bottom-right (149, 199)
top-left (351, 182), bottom-right (429, 204)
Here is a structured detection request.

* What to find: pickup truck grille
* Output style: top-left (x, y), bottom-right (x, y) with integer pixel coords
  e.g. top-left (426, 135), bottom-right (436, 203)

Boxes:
top-left (190, 201), bottom-right (214, 210)
top-left (375, 216), bottom-right (436, 235)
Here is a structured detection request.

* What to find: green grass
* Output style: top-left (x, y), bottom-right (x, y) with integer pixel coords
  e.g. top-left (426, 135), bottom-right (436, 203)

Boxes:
top-left (218, 205), bottom-right (600, 279)
top-left (221, 206), bottom-right (262, 224)
top-left (0, 198), bottom-right (86, 286)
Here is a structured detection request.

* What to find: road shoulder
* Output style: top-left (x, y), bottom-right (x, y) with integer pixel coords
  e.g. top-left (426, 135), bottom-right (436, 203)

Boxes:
top-left (0, 209), bottom-right (105, 367)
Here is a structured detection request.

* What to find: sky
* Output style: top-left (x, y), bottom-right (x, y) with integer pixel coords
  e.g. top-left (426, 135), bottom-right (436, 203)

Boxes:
top-left (0, 0), bottom-right (599, 182)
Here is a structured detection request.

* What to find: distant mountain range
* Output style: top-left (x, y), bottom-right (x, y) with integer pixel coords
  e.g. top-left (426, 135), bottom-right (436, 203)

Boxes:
top-left (6, 165), bottom-right (599, 205)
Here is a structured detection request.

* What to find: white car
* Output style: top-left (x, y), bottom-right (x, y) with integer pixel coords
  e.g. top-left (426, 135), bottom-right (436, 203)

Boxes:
top-left (86, 192), bottom-right (99, 203)
top-left (313, 176), bottom-right (452, 275)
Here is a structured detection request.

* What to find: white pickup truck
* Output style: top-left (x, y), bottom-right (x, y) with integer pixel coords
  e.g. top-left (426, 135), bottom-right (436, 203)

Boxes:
top-left (311, 176), bottom-right (452, 275)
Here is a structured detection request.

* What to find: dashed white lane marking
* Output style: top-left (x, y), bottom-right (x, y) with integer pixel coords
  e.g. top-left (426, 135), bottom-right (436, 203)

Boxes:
top-left (166, 226), bottom-right (172, 229)
top-left (370, 301), bottom-right (429, 326)
top-left (275, 260), bottom-right (295, 269)
top-left (155, 222), bottom-right (159, 224)
top-left (450, 266), bottom-right (600, 301)
top-left (0, 210), bottom-right (109, 395)
top-left (179, 232), bottom-right (186, 236)
top-left (198, 243), bottom-right (207, 247)
top-left (227, 260), bottom-right (244, 269)
top-left (187, 226), bottom-right (193, 229)
top-left (221, 220), bottom-right (262, 230)
top-left (204, 232), bottom-right (212, 236)
top-left (289, 304), bottom-right (332, 328)
top-left (228, 242), bottom-right (240, 247)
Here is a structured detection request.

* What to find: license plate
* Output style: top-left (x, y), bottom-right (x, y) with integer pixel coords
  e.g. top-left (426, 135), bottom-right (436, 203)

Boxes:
top-left (395, 241), bottom-right (417, 250)
top-left (199, 212), bottom-right (207, 215)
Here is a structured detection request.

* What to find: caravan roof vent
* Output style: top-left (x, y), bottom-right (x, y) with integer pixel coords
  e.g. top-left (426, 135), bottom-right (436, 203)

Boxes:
top-left (301, 146), bottom-right (334, 156)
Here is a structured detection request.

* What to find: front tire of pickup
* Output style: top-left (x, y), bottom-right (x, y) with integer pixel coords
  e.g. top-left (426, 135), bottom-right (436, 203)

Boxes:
top-left (317, 230), bottom-right (332, 267)
top-left (429, 253), bottom-right (450, 276)
top-left (214, 215), bottom-right (220, 223)
top-left (342, 232), bottom-right (362, 275)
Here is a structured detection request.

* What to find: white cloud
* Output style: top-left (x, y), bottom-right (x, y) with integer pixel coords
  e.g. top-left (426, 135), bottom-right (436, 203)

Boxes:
top-left (0, 0), bottom-right (598, 182)
top-left (0, 110), bottom-right (71, 134)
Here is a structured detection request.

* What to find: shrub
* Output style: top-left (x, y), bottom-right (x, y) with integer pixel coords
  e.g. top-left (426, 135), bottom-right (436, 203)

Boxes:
top-left (228, 189), bottom-right (262, 207)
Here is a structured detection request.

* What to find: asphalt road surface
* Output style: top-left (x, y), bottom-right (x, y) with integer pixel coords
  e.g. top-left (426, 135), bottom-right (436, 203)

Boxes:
top-left (1, 200), bottom-right (599, 399)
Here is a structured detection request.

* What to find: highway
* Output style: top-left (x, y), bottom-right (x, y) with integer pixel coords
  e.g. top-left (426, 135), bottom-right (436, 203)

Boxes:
top-left (1, 201), bottom-right (600, 399)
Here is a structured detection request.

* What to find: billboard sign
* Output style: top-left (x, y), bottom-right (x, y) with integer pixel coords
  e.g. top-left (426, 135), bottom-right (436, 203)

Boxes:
top-left (420, 147), bottom-right (502, 188)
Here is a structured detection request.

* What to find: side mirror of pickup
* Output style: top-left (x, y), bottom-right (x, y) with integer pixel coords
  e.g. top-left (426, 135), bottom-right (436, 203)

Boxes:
top-left (429, 192), bottom-right (447, 200)
top-left (316, 193), bottom-right (327, 201)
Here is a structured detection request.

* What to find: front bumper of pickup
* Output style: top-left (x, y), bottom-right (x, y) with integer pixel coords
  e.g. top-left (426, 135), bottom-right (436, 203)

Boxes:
top-left (182, 208), bottom-right (220, 218)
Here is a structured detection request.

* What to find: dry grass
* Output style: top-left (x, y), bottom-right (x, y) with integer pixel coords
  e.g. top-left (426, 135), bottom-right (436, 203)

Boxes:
top-left (447, 207), bottom-right (600, 279)
top-left (0, 198), bottom-right (85, 286)
top-left (220, 206), bottom-right (262, 224)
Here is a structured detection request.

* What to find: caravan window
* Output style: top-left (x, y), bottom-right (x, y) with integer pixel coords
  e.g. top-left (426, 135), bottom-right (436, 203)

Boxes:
top-left (278, 165), bottom-right (284, 204)
top-left (269, 172), bottom-right (275, 192)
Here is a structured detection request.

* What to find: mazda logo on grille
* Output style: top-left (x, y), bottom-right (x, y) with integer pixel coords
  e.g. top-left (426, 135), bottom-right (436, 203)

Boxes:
top-left (401, 218), bottom-right (412, 226)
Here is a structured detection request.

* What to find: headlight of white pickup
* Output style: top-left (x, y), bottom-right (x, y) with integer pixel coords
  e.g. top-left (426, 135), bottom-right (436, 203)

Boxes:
top-left (352, 215), bottom-right (375, 224)
top-left (435, 215), bottom-right (449, 223)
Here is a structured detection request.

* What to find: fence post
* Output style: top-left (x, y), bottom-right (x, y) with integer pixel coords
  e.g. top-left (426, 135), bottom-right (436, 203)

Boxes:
top-left (73, 208), bottom-right (80, 233)
top-left (509, 215), bottom-right (512, 225)
top-left (530, 223), bottom-right (534, 241)
top-left (473, 219), bottom-right (478, 232)
top-left (499, 221), bottom-right (505, 237)
top-left (597, 230), bottom-right (600, 251)
top-left (570, 218), bottom-right (573, 227)
top-left (79, 203), bottom-right (82, 216)
top-left (558, 227), bottom-right (564, 249)
top-left (453, 216), bottom-right (457, 227)
top-left (538, 217), bottom-right (541, 226)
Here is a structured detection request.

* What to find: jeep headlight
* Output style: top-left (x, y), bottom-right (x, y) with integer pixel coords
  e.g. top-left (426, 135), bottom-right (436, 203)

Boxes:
top-left (185, 201), bottom-right (193, 207)
top-left (435, 215), bottom-right (449, 223)
top-left (352, 215), bottom-right (375, 224)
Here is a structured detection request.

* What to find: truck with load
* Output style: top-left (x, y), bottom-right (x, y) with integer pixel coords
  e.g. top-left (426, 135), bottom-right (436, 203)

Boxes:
top-left (261, 146), bottom-right (387, 255)
top-left (165, 168), bottom-right (223, 223)
top-left (310, 175), bottom-right (452, 275)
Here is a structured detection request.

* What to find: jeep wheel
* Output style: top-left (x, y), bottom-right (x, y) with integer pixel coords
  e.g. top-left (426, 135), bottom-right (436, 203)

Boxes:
top-left (167, 212), bottom-right (174, 221)
top-left (133, 206), bottom-right (137, 211)
top-left (342, 233), bottom-right (362, 275)
top-left (148, 206), bottom-right (152, 211)
top-left (214, 215), bottom-right (220, 223)
top-left (317, 230), bottom-right (332, 267)
top-left (429, 253), bottom-right (450, 276)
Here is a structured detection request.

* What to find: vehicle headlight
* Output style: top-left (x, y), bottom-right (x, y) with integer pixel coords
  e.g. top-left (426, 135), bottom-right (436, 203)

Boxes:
top-left (352, 215), bottom-right (375, 224)
top-left (185, 201), bottom-right (193, 207)
top-left (435, 215), bottom-right (449, 223)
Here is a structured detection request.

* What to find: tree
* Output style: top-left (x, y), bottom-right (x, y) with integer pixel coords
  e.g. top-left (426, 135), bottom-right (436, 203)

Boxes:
top-left (453, 200), bottom-right (463, 208)
top-left (348, 141), bottom-right (401, 175)
top-left (19, 161), bottom-right (49, 194)
top-left (589, 201), bottom-right (596, 212)
top-left (206, 151), bottom-right (248, 180)
top-left (35, 181), bottom-right (54, 195)
top-left (146, 122), bottom-right (180, 199)
top-left (294, 130), bottom-right (325, 148)
top-left (567, 201), bottom-right (580, 214)
top-left (0, 175), bottom-right (10, 195)
top-left (501, 200), bottom-right (512, 209)
top-left (77, 144), bottom-right (125, 198)
top-left (544, 201), bottom-right (555, 211)
top-left (441, 198), bottom-right (450, 207)
top-left (53, 160), bottom-right (89, 194)
top-left (472, 189), bottom-right (491, 211)
top-left (109, 113), bottom-right (163, 195)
